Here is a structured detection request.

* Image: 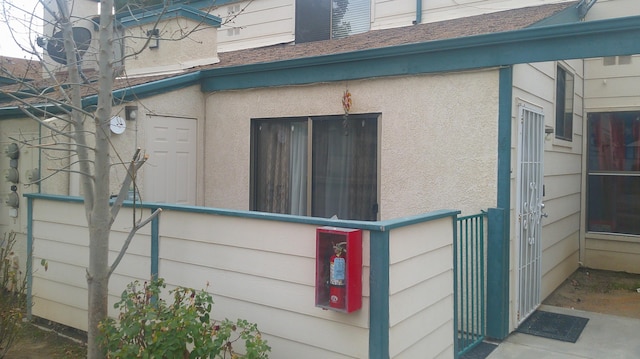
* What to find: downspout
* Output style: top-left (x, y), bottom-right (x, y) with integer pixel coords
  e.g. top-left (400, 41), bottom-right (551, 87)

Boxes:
top-left (414, 0), bottom-right (422, 25)
top-left (577, 0), bottom-right (598, 19)
top-left (26, 197), bottom-right (33, 320)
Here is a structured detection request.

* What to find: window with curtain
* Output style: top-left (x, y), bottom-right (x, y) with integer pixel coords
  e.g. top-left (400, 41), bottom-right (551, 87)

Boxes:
top-left (555, 65), bottom-right (574, 141)
top-left (251, 114), bottom-right (378, 221)
top-left (295, 0), bottom-right (371, 43)
top-left (587, 111), bottom-right (640, 235)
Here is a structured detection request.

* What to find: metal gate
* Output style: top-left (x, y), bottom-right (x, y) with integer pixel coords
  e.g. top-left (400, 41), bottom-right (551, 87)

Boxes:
top-left (515, 104), bottom-right (546, 324)
top-left (454, 212), bottom-right (487, 358)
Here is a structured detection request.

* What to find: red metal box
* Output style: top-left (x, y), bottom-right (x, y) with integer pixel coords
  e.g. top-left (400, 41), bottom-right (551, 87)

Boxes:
top-left (315, 226), bottom-right (362, 313)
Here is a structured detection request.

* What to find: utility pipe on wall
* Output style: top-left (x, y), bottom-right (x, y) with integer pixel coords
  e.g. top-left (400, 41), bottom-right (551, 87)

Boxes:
top-left (578, 0), bottom-right (598, 19)
top-left (415, 0), bottom-right (422, 25)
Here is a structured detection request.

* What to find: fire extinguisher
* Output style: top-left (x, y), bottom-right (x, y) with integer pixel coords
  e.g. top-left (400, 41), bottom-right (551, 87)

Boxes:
top-left (329, 242), bottom-right (347, 309)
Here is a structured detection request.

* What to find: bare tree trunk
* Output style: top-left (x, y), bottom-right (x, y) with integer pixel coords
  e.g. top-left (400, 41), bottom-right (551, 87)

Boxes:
top-left (56, 0), bottom-right (115, 357)
top-left (88, 0), bottom-right (115, 358)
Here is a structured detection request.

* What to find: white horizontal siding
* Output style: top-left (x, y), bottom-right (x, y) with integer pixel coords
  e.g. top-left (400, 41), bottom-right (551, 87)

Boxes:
top-left (213, 0), bottom-right (294, 52)
top-left (390, 297), bottom-right (454, 358)
top-left (29, 197), bottom-right (456, 357)
top-left (585, 235), bottom-right (640, 273)
top-left (157, 209), bottom-right (370, 357)
top-left (31, 199), bottom-right (373, 358)
top-left (388, 218), bottom-right (455, 359)
top-left (372, 0), bottom-right (416, 29)
top-left (512, 60), bottom-right (583, 330)
top-left (31, 201), bottom-right (153, 331)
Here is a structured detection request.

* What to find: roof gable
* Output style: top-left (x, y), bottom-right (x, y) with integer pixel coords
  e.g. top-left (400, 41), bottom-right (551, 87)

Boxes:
top-left (119, 4), bottom-right (222, 28)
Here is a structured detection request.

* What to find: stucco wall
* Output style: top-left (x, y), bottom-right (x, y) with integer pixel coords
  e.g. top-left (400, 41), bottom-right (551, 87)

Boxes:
top-left (124, 18), bottom-right (219, 76)
top-left (388, 218), bottom-right (454, 358)
top-left (204, 70), bottom-right (500, 220)
top-left (108, 84), bottom-right (206, 205)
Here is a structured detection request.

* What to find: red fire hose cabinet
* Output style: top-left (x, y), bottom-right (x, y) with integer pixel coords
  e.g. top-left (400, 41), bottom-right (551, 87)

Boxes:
top-left (315, 226), bottom-right (362, 313)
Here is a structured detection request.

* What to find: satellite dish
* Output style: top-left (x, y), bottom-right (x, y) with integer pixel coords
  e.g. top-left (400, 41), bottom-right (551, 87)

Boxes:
top-left (47, 27), bottom-right (92, 65)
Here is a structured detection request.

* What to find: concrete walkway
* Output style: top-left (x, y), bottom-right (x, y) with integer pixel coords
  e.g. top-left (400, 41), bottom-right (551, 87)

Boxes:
top-left (486, 305), bottom-right (640, 359)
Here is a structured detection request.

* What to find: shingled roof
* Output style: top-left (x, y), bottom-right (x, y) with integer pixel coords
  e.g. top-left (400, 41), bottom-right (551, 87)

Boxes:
top-left (213, 2), bottom-right (578, 68)
top-left (0, 57), bottom-right (42, 84)
top-left (0, 1), bottom-right (577, 110)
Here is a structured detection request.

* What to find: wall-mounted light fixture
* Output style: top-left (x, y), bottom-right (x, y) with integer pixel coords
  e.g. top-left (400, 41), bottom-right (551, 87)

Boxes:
top-left (125, 105), bottom-right (138, 121)
top-left (545, 126), bottom-right (554, 140)
top-left (147, 28), bottom-right (160, 49)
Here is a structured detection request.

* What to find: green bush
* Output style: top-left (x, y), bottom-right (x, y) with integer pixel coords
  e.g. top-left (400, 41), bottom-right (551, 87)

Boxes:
top-left (99, 278), bottom-right (270, 359)
top-left (0, 232), bottom-right (27, 358)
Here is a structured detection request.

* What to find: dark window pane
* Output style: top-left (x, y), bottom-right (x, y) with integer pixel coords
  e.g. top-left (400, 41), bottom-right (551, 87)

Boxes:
top-left (296, 0), bottom-right (371, 43)
top-left (295, 0), bottom-right (331, 43)
top-left (555, 66), bottom-right (574, 141)
top-left (253, 119), bottom-right (308, 215)
top-left (588, 112), bottom-right (640, 172)
top-left (312, 116), bottom-right (377, 221)
top-left (587, 175), bottom-right (640, 235)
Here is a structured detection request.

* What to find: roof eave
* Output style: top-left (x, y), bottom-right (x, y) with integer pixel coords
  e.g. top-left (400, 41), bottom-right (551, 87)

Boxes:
top-left (201, 14), bottom-right (640, 92)
top-left (119, 5), bottom-right (221, 28)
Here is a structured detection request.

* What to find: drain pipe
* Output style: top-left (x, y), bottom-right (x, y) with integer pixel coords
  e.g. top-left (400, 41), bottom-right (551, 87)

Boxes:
top-left (578, 0), bottom-right (598, 19)
top-left (414, 0), bottom-right (422, 25)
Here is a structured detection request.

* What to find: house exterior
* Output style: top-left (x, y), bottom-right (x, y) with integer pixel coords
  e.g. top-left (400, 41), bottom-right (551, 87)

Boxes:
top-left (1, 0), bottom-right (640, 358)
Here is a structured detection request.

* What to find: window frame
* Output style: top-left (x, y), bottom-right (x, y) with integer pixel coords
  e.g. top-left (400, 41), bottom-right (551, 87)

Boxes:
top-left (555, 64), bottom-right (575, 142)
top-left (294, 0), bottom-right (371, 43)
top-left (250, 113), bottom-right (380, 221)
top-left (586, 111), bottom-right (640, 236)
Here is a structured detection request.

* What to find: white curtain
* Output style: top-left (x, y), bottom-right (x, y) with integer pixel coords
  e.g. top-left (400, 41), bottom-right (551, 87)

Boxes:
top-left (289, 122), bottom-right (308, 215)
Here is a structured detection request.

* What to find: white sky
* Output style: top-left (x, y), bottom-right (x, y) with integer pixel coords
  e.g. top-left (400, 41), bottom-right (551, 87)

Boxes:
top-left (0, 0), bottom-right (43, 58)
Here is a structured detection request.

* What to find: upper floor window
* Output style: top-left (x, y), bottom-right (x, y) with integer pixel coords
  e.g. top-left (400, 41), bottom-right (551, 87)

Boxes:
top-left (555, 65), bottom-right (574, 141)
top-left (295, 0), bottom-right (371, 43)
top-left (251, 114), bottom-right (378, 221)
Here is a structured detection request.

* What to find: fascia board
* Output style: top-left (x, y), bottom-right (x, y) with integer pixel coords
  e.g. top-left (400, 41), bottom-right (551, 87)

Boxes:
top-left (0, 72), bottom-right (202, 119)
top-left (82, 71), bottom-right (202, 107)
top-left (119, 5), bottom-right (221, 28)
top-left (201, 15), bottom-right (640, 92)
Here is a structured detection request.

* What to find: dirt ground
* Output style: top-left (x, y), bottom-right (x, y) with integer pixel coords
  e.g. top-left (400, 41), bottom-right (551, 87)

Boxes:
top-left (3, 321), bottom-right (86, 359)
top-left (543, 267), bottom-right (640, 319)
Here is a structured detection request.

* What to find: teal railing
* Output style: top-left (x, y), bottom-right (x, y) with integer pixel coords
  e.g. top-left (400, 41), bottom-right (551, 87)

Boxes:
top-left (454, 212), bottom-right (487, 358)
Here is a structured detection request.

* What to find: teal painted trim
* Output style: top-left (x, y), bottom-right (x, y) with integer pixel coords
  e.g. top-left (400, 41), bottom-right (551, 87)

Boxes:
top-left (369, 230), bottom-right (389, 359)
top-left (151, 208), bottom-right (160, 279)
top-left (26, 196), bottom-right (34, 320)
top-left (0, 103), bottom-right (64, 119)
top-left (114, 0), bottom-right (219, 18)
top-left (452, 214), bottom-right (459, 357)
top-left (486, 208), bottom-right (508, 339)
top-left (415, 0), bottom-right (422, 24)
top-left (486, 66), bottom-right (513, 340)
top-left (0, 72), bottom-right (202, 119)
top-left (82, 71), bottom-right (202, 108)
top-left (201, 15), bottom-right (640, 92)
top-left (497, 66), bottom-right (512, 212)
top-left (23, 193), bottom-right (458, 232)
top-left (119, 5), bottom-right (221, 28)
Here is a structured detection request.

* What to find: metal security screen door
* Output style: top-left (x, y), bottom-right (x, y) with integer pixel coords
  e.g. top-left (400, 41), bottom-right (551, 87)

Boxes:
top-left (516, 104), bottom-right (545, 324)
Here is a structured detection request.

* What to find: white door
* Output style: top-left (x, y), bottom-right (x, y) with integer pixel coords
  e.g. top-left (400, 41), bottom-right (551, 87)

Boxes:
top-left (515, 104), bottom-right (546, 324)
top-left (144, 115), bottom-right (197, 205)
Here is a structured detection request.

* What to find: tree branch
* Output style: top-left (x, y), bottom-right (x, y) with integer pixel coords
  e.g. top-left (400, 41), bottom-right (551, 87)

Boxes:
top-left (110, 148), bottom-right (148, 221)
top-left (108, 207), bottom-right (162, 278)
